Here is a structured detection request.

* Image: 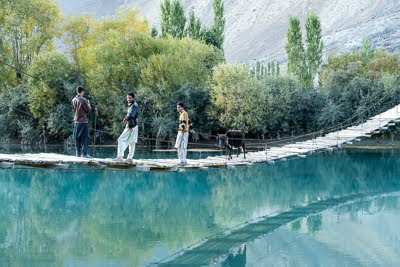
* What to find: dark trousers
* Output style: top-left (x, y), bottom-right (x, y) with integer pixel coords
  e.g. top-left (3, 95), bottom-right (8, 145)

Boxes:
top-left (74, 123), bottom-right (89, 156)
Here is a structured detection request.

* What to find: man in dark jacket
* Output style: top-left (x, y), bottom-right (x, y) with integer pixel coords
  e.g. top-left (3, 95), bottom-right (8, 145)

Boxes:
top-left (71, 86), bottom-right (91, 157)
top-left (116, 92), bottom-right (139, 162)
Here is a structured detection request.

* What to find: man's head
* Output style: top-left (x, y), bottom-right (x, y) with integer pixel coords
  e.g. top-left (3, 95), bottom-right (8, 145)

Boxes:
top-left (127, 92), bottom-right (135, 104)
top-left (176, 102), bottom-right (184, 112)
top-left (76, 86), bottom-right (85, 96)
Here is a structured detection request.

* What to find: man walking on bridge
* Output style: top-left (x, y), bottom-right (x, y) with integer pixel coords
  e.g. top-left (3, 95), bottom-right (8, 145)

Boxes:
top-left (115, 92), bottom-right (139, 162)
top-left (72, 86), bottom-right (91, 157)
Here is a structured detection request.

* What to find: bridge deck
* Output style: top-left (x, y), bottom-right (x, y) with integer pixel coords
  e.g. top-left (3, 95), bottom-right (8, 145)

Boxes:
top-left (1, 104), bottom-right (400, 170)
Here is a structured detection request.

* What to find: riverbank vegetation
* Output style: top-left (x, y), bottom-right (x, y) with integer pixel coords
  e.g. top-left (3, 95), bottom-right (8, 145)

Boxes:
top-left (0, 0), bottom-right (399, 146)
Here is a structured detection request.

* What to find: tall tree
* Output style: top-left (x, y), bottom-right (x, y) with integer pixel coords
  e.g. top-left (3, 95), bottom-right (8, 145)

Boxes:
top-left (186, 10), bottom-right (202, 40)
top-left (305, 12), bottom-right (323, 85)
top-left (285, 16), bottom-right (307, 83)
top-left (160, 0), bottom-right (172, 37)
top-left (160, 0), bottom-right (186, 39)
top-left (212, 0), bottom-right (225, 49)
top-left (0, 0), bottom-right (61, 84)
top-left (361, 37), bottom-right (374, 63)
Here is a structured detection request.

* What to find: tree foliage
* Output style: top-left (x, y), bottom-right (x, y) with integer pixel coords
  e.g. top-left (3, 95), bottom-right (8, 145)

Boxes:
top-left (160, 0), bottom-right (186, 39)
top-left (0, 0), bottom-right (62, 84)
top-left (140, 37), bottom-right (224, 114)
top-left (27, 52), bottom-right (79, 136)
top-left (305, 12), bottom-right (323, 85)
top-left (318, 48), bottom-right (400, 126)
top-left (212, 0), bottom-right (225, 50)
top-left (210, 64), bottom-right (266, 132)
top-left (286, 13), bottom-right (323, 87)
top-left (159, 0), bottom-right (225, 50)
top-left (186, 10), bottom-right (203, 40)
top-left (1, 0), bottom-right (400, 145)
top-left (286, 16), bottom-right (306, 83)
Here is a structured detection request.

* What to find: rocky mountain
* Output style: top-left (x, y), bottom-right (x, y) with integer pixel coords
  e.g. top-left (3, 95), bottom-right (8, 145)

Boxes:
top-left (58, 0), bottom-right (400, 65)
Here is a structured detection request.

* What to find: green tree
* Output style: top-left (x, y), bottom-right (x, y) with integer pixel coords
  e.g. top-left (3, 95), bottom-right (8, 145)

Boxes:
top-left (63, 6), bottom-right (149, 67)
top-left (151, 26), bottom-right (159, 38)
top-left (263, 75), bottom-right (299, 136)
top-left (201, 28), bottom-right (220, 47)
top-left (0, 0), bottom-right (62, 84)
top-left (186, 10), bottom-right (203, 40)
top-left (0, 84), bottom-right (39, 141)
top-left (63, 15), bottom-right (96, 68)
top-left (318, 47), bottom-right (400, 128)
top-left (160, 0), bottom-right (172, 37)
top-left (361, 37), bottom-right (374, 63)
top-left (254, 60), bottom-right (261, 79)
top-left (140, 37), bottom-right (224, 115)
top-left (305, 12), bottom-right (323, 85)
top-left (27, 52), bottom-right (80, 133)
top-left (160, 0), bottom-right (186, 39)
top-left (271, 61), bottom-right (276, 76)
top-left (212, 0), bottom-right (225, 50)
top-left (276, 62), bottom-right (280, 76)
top-left (286, 16), bottom-right (306, 83)
top-left (79, 32), bottom-right (157, 134)
top-left (210, 64), bottom-right (266, 132)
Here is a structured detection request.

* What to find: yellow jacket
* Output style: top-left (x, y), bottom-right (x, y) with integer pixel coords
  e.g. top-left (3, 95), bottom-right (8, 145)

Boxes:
top-left (178, 110), bottom-right (193, 133)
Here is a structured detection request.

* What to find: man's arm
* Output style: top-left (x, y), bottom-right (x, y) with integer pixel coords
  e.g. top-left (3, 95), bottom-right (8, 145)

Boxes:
top-left (126, 103), bottom-right (138, 120)
top-left (81, 99), bottom-right (91, 113)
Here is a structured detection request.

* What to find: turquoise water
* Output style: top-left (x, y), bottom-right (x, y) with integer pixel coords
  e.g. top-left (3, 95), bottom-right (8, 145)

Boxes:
top-left (0, 149), bottom-right (399, 266)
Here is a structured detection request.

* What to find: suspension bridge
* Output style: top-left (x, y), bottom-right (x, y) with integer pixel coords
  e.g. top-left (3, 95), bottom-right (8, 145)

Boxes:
top-left (1, 104), bottom-right (400, 171)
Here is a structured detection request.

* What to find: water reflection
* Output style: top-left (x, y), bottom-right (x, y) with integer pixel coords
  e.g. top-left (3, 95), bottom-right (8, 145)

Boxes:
top-left (222, 192), bottom-right (400, 267)
top-left (0, 149), bottom-right (399, 266)
top-left (222, 244), bottom-right (246, 267)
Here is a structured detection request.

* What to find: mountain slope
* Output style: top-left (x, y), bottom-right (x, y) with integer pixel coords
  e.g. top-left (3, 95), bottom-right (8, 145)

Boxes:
top-left (59, 0), bottom-right (400, 64)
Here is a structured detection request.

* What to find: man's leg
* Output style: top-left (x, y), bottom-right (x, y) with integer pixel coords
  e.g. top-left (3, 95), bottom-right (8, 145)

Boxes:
top-left (127, 143), bottom-right (136, 159)
top-left (74, 123), bottom-right (82, 157)
top-left (127, 126), bottom-right (138, 159)
top-left (117, 127), bottom-right (130, 158)
top-left (175, 133), bottom-right (183, 162)
top-left (181, 132), bottom-right (189, 163)
top-left (81, 123), bottom-right (89, 157)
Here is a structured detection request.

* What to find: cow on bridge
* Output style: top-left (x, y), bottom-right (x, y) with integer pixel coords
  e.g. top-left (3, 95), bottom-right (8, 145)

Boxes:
top-left (218, 130), bottom-right (246, 160)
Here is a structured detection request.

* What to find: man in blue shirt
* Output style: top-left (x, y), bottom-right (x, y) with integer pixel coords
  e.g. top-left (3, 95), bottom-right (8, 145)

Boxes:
top-left (116, 92), bottom-right (139, 162)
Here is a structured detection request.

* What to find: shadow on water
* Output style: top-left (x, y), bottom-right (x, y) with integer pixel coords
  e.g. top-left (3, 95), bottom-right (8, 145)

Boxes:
top-left (0, 149), bottom-right (399, 266)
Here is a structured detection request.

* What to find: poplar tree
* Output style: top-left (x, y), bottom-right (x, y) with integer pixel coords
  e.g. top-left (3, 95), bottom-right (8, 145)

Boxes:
top-left (305, 12), bottom-right (323, 84)
top-left (285, 16), bottom-right (306, 82)
top-left (271, 61), bottom-right (276, 76)
top-left (212, 0), bottom-right (225, 49)
top-left (267, 62), bottom-right (271, 75)
top-left (276, 62), bottom-right (280, 76)
top-left (160, 0), bottom-right (171, 37)
top-left (255, 60), bottom-right (261, 79)
top-left (160, 0), bottom-right (186, 39)
top-left (361, 37), bottom-right (374, 62)
top-left (186, 10), bottom-right (202, 40)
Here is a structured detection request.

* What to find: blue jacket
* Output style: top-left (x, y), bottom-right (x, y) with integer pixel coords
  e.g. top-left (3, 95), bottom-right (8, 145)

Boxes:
top-left (126, 101), bottom-right (139, 128)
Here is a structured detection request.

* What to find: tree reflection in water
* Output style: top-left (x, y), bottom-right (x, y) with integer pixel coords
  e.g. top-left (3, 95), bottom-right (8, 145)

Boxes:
top-left (0, 149), bottom-right (399, 266)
